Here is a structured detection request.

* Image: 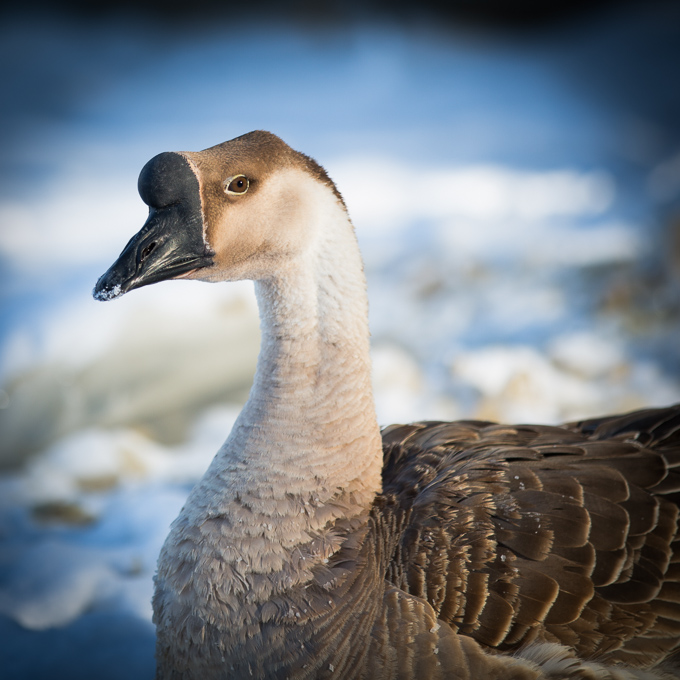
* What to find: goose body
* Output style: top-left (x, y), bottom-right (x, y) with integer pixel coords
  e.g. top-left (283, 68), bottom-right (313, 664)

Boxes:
top-left (94, 131), bottom-right (680, 679)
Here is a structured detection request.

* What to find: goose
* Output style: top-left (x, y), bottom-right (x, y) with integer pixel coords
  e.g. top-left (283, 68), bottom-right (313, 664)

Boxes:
top-left (93, 131), bottom-right (680, 680)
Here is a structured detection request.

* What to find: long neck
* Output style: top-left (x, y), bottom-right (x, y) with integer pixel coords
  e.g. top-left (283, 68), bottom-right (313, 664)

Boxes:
top-left (221, 210), bottom-right (381, 506)
top-left (170, 201), bottom-right (383, 577)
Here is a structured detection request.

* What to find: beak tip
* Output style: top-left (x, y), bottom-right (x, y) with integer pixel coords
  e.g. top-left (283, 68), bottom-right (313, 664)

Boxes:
top-left (92, 275), bottom-right (124, 301)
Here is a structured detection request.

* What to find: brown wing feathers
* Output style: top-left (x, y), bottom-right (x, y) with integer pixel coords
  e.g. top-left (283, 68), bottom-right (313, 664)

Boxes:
top-left (379, 405), bottom-right (680, 669)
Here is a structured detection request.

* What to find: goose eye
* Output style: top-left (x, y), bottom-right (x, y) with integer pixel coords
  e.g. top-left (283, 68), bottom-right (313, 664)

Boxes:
top-left (225, 175), bottom-right (249, 195)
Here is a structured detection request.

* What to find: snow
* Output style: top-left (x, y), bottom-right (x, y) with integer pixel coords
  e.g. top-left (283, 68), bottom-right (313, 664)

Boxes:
top-left (333, 160), bottom-right (615, 228)
top-left (372, 343), bottom-right (458, 425)
top-left (93, 283), bottom-right (122, 302)
top-left (548, 331), bottom-right (626, 379)
top-left (0, 176), bottom-right (143, 276)
top-left (452, 344), bottom-right (609, 423)
top-left (1, 6), bottom-right (679, 679)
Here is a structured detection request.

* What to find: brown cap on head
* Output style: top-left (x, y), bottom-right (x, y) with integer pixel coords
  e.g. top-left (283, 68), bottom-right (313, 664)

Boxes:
top-left (184, 131), bottom-right (344, 244)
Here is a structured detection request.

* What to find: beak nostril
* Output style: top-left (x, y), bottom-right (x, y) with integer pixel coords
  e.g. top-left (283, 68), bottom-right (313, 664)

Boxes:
top-left (141, 242), bottom-right (157, 262)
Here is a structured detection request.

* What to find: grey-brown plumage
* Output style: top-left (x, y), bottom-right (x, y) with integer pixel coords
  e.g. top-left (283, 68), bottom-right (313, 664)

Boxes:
top-left (379, 407), bottom-right (680, 671)
top-left (95, 131), bottom-right (680, 679)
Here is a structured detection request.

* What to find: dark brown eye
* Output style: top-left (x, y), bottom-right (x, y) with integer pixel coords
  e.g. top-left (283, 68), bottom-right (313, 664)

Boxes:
top-left (225, 175), bottom-right (249, 195)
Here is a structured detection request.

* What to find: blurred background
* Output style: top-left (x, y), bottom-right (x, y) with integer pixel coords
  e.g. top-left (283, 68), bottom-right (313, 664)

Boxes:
top-left (1, 1), bottom-right (680, 677)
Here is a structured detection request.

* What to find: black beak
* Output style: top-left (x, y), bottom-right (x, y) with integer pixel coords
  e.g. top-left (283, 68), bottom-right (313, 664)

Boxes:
top-left (92, 206), bottom-right (214, 300)
top-left (93, 152), bottom-right (214, 301)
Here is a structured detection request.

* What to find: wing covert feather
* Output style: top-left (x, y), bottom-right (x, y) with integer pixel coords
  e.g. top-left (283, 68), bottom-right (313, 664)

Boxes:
top-left (379, 404), bottom-right (680, 669)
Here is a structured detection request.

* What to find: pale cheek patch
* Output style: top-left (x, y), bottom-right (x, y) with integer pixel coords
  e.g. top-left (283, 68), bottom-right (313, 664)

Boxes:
top-left (191, 166), bottom-right (337, 281)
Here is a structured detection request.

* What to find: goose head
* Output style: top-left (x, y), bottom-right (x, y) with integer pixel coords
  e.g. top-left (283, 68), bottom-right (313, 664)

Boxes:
top-left (93, 130), bottom-right (345, 300)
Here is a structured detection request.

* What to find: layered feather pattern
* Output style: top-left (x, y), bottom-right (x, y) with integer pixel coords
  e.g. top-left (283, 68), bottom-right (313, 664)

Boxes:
top-left (372, 405), bottom-right (680, 674)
